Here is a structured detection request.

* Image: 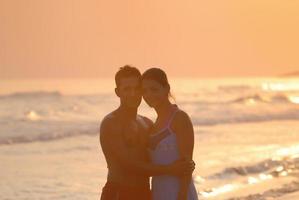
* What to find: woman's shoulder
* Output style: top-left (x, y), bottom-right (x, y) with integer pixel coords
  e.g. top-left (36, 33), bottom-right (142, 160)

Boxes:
top-left (171, 108), bottom-right (193, 128)
top-left (174, 108), bottom-right (190, 120)
top-left (170, 108), bottom-right (194, 138)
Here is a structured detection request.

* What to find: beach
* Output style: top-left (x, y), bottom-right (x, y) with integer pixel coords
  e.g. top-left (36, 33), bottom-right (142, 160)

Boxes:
top-left (0, 78), bottom-right (298, 199)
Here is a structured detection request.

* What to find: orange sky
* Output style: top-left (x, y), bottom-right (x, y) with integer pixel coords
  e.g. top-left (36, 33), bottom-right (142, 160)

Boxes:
top-left (0, 0), bottom-right (298, 78)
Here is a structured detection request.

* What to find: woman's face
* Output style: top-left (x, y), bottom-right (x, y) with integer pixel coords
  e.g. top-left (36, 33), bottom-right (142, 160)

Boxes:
top-left (141, 79), bottom-right (169, 108)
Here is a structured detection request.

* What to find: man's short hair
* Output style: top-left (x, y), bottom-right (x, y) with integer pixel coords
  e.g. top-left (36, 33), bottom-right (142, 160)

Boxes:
top-left (115, 65), bottom-right (141, 88)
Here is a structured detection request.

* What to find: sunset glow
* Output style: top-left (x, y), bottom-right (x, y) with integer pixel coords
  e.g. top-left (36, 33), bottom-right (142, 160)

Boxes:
top-left (1, 0), bottom-right (299, 78)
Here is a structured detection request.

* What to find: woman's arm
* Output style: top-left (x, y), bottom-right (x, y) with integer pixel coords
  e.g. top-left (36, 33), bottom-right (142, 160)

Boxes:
top-left (172, 111), bottom-right (195, 200)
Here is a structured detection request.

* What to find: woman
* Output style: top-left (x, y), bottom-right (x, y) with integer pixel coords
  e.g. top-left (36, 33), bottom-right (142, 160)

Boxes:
top-left (141, 68), bottom-right (198, 200)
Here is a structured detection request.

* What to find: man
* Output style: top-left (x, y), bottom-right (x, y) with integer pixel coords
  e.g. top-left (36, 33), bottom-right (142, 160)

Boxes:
top-left (99, 65), bottom-right (194, 200)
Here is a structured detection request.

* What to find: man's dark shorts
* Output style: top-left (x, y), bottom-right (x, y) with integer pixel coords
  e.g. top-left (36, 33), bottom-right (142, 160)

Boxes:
top-left (100, 181), bottom-right (151, 200)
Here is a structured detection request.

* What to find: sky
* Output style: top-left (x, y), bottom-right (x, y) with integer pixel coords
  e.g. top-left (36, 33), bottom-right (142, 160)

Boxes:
top-left (0, 0), bottom-right (298, 79)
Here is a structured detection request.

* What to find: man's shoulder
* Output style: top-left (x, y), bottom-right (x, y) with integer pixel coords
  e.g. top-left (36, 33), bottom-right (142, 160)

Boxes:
top-left (102, 112), bottom-right (116, 121)
top-left (136, 115), bottom-right (153, 129)
top-left (137, 115), bottom-right (152, 123)
top-left (100, 112), bottom-right (120, 134)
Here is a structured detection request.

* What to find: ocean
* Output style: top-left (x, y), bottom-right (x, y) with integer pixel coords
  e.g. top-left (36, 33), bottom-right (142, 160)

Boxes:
top-left (0, 77), bottom-right (299, 199)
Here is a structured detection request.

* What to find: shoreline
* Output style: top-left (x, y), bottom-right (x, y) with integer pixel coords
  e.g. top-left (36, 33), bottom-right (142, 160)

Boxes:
top-left (226, 179), bottom-right (299, 200)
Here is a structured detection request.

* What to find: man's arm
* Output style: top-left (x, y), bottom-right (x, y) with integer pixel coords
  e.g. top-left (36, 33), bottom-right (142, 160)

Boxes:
top-left (99, 117), bottom-right (187, 176)
top-left (139, 116), bottom-right (153, 151)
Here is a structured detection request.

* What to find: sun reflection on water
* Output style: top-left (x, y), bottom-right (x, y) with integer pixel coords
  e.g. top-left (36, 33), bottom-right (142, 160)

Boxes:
top-left (262, 82), bottom-right (299, 91)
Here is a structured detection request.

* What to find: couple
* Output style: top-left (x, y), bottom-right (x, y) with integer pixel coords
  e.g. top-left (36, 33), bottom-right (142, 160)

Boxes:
top-left (99, 66), bottom-right (198, 200)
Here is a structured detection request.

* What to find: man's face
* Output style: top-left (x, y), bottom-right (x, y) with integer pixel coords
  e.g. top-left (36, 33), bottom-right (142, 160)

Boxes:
top-left (116, 76), bottom-right (142, 108)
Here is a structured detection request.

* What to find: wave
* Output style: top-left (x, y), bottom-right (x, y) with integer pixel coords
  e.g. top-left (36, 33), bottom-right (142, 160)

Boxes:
top-left (0, 120), bottom-right (99, 145)
top-left (226, 181), bottom-right (299, 200)
top-left (25, 110), bottom-right (42, 121)
top-left (231, 94), bottom-right (265, 103)
top-left (1, 90), bottom-right (296, 106)
top-left (0, 91), bottom-right (62, 99)
top-left (2, 109), bottom-right (298, 145)
top-left (218, 85), bottom-right (252, 92)
top-left (0, 128), bottom-right (98, 145)
top-left (179, 93), bottom-right (297, 106)
top-left (230, 94), bottom-right (292, 104)
top-left (192, 110), bottom-right (299, 126)
top-left (207, 156), bottom-right (299, 180)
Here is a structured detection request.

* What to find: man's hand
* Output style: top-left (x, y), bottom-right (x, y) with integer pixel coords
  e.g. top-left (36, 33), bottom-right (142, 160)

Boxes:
top-left (168, 158), bottom-right (195, 176)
